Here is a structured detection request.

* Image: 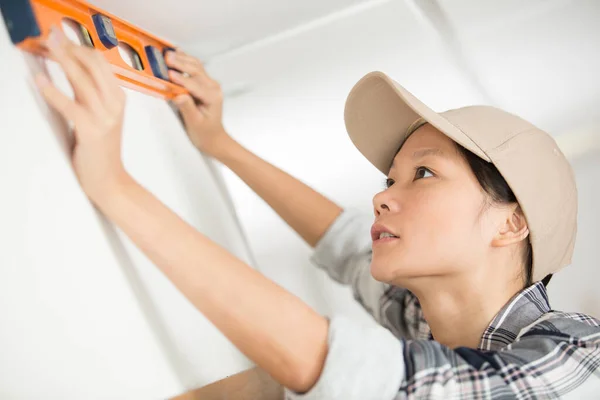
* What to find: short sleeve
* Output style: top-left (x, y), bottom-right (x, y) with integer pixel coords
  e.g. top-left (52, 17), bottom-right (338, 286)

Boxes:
top-left (284, 316), bottom-right (404, 400)
top-left (310, 209), bottom-right (390, 322)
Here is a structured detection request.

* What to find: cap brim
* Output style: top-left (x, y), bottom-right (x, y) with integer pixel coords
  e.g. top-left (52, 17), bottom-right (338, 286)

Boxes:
top-left (344, 71), bottom-right (490, 174)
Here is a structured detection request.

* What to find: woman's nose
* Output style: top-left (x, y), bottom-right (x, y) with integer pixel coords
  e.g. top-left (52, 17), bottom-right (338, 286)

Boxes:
top-left (373, 189), bottom-right (400, 217)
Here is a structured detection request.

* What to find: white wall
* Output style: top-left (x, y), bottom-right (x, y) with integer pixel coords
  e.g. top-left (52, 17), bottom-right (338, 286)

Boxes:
top-left (548, 153), bottom-right (600, 317)
top-left (0, 19), bottom-right (255, 399)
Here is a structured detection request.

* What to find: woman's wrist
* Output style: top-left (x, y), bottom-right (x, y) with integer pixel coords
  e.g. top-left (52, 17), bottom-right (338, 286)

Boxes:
top-left (209, 133), bottom-right (245, 166)
top-left (88, 169), bottom-right (137, 212)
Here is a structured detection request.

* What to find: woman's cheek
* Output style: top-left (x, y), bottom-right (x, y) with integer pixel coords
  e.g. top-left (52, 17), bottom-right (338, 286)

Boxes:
top-left (413, 194), bottom-right (466, 251)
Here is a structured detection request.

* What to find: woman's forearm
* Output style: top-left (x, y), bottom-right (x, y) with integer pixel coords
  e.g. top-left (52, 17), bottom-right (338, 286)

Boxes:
top-left (213, 136), bottom-right (342, 248)
top-left (97, 176), bottom-right (328, 393)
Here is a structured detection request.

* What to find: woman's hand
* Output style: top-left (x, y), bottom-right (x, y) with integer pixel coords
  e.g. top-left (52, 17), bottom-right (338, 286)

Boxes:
top-left (36, 27), bottom-right (129, 204)
top-left (164, 50), bottom-right (232, 158)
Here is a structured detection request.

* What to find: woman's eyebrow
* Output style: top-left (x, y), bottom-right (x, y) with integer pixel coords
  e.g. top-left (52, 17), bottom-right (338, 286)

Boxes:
top-left (412, 148), bottom-right (447, 160)
top-left (389, 148), bottom-right (448, 170)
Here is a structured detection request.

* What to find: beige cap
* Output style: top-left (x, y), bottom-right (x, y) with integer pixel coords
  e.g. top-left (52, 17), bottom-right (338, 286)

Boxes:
top-left (344, 71), bottom-right (578, 282)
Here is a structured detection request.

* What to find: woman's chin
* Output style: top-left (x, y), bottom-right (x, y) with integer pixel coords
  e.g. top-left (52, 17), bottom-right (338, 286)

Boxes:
top-left (370, 254), bottom-right (416, 284)
top-left (371, 247), bottom-right (402, 279)
top-left (370, 261), bottom-right (395, 283)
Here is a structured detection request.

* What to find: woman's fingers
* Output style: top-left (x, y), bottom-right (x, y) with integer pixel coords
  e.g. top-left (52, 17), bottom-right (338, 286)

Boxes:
top-left (168, 70), bottom-right (212, 104)
top-left (164, 53), bottom-right (199, 76)
top-left (34, 27), bottom-right (128, 203)
top-left (164, 50), bottom-right (224, 108)
top-left (173, 94), bottom-right (203, 126)
top-left (70, 44), bottom-right (120, 105)
top-left (46, 28), bottom-right (101, 111)
top-left (165, 50), bottom-right (207, 78)
top-left (36, 74), bottom-right (86, 125)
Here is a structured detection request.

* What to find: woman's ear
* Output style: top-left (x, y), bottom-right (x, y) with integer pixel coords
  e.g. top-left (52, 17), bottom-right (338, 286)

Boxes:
top-left (491, 205), bottom-right (530, 248)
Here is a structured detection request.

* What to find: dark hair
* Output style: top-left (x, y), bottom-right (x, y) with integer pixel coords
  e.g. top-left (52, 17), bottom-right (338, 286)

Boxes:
top-left (455, 144), bottom-right (552, 288)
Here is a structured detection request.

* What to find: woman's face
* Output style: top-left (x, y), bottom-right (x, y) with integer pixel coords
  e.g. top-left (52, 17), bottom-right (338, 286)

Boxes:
top-left (370, 124), bottom-right (496, 285)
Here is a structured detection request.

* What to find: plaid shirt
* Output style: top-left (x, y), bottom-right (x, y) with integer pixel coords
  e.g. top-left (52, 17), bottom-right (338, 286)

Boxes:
top-left (286, 210), bottom-right (600, 399)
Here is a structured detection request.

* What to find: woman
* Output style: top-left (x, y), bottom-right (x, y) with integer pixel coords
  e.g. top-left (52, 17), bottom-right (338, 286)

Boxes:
top-left (37, 28), bottom-right (600, 398)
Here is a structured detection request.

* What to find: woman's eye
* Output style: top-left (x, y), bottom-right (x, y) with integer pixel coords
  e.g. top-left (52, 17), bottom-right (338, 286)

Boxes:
top-left (385, 178), bottom-right (395, 188)
top-left (414, 166), bottom-right (433, 180)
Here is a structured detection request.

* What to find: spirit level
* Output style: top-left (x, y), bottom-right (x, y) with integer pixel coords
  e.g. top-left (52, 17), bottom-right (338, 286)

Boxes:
top-left (1, 0), bottom-right (187, 99)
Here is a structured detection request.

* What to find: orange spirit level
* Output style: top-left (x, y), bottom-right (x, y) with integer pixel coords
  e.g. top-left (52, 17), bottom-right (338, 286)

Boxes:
top-left (1, 0), bottom-right (188, 99)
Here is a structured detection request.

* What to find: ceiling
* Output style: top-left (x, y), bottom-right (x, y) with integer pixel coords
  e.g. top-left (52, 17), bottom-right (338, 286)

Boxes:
top-left (91, 0), bottom-right (374, 57)
top-left (209, 0), bottom-right (600, 136)
top-left (438, 0), bottom-right (600, 134)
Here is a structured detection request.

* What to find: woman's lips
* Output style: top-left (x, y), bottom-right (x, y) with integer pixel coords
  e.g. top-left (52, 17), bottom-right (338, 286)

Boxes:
top-left (371, 223), bottom-right (399, 243)
top-left (372, 236), bottom-right (400, 245)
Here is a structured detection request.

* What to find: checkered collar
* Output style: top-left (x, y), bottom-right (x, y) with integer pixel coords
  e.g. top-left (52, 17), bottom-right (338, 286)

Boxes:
top-left (478, 282), bottom-right (551, 351)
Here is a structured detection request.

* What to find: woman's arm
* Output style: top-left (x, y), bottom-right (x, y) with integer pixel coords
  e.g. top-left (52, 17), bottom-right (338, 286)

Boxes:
top-left (164, 52), bottom-right (342, 248)
top-left (172, 367), bottom-right (283, 400)
top-left (36, 28), bottom-right (328, 393)
top-left (212, 136), bottom-right (342, 248)
top-left (101, 174), bottom-right (328, 393)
